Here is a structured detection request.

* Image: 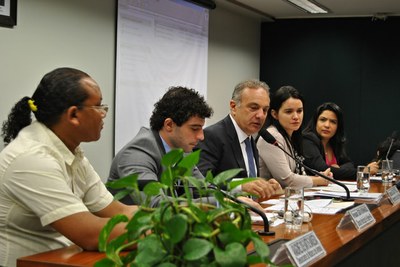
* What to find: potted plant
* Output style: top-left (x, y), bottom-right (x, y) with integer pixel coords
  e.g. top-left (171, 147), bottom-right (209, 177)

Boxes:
top-left (95, 149), bottom-right (276, 267)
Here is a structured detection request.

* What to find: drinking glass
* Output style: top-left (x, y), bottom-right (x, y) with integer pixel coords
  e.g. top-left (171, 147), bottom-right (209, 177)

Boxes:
top-left (356, 165), bottom-right (370, 193)
top-left (284, 187), bottom-right (304, 229)
top-left (381, 160), bottom-right (394, 183)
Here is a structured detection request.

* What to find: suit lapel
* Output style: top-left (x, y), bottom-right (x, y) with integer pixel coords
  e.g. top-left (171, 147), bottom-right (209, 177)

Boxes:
top-left (223, 116), bottom-right (248, 176)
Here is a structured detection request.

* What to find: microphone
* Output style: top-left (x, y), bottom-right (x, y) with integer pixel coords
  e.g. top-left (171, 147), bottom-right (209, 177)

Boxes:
top-left (258, 130), bottom-right (351, 200)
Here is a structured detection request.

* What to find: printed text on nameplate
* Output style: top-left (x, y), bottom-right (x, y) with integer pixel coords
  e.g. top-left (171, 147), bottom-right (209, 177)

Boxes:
top-left (285, 231), bottom-right (326, 267)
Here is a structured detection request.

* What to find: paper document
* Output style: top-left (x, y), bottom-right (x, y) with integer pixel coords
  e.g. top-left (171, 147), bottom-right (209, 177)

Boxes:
top-left (264, 199), bottom-right (355, 215)
top-left (308, 182), bottom-right (358, 192)
top-left (304, 199), bottom-right (354, 215)
top-left (370, 175), bottom-right (381, 181)
top-left (370, 175), bottom-right (396, 182)
top-left (313, 191), bottom-right (383, 200)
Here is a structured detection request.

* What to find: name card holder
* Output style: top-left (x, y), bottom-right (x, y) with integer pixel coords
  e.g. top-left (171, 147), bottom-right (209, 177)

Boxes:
top-left (336, 203), bottom-right (375, 231)
top-left (271, 231), bottom-right (326, 267)
top-left (386, 186), bottom-right (400, 205)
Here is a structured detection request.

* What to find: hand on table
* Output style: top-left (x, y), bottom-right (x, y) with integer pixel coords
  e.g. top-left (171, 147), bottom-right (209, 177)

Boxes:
top-left (242, 178), bottom-right (283, 201)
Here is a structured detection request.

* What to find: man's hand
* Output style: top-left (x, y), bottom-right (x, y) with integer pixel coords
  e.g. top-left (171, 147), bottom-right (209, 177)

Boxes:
top-left (268, 178), bottom-right (284, 195)
top-left (242, 178), bottom-right (282, 200)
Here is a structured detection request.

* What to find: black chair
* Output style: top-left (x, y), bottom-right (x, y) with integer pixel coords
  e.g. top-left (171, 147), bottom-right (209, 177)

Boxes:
top-left (391, 150), bottom-right (400, 170)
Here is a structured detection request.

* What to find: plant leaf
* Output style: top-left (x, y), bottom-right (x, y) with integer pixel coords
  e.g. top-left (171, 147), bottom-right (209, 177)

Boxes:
top-left (205, 170), bottom-right (214, 184)
top-left (183, 238), bottom-right (214, 261)
top-left (228, 178), bottom-right (257, 191)
top-left (161, 149), bottom-right (184, 167)
top-left (136, 235), bottom-right (166, 265)
top-left (251, 235), bottom-right (270, 260)
top-left (217, 222), bottom-right (249, 245)
top-left (178, 149), bottom-right (200, 174)
top-left (105, 233), bottom-right (129, 265)
top-left (183, 175), bottom-right (205, 191)
top-left (192, 222), bottom-right (214, 238)
top-left (126, 209), bottom-right (153, 238)
top-left (212, 169), bottom-right (243, 186)
top-left (106, 174), bottom-right (138, 189)
top-left (98, 214), bottom-right (129, 251)
top-left (214, 242), bottom-right (247, 267)
top-left (94, 258), bottom-right (117, 267)
top-left (165, 214), bottom-right (188, 244)
top-left (112, 189), bottom-right (134, 201)
top-left (157, 263), bottom-right (177, 267)
top-left (143, 181), bottom-right (168, 196)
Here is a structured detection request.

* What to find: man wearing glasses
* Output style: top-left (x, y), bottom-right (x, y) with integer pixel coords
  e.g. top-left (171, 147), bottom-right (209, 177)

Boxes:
top-left (0, 67), bottom-right (137, 267)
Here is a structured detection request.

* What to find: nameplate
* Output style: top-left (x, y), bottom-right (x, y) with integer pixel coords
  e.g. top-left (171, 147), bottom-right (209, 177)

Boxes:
top-left (386, 186), bottom-right (400, 205)
top-left (347, 203), bottom-right (375, 231)
top-left (284, 231), bottom-right (326, 267)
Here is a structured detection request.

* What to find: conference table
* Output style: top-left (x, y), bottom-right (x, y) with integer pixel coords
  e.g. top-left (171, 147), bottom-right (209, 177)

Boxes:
top-left (17, 181), bottom-right (400, 267)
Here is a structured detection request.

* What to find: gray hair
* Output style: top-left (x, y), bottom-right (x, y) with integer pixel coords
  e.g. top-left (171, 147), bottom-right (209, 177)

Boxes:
top-left (231, 79), bottom-right (270, 106)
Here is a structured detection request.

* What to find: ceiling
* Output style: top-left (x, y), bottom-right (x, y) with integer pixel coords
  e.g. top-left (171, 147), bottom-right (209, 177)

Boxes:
top-left (215, 0), bottom-right (400, 22)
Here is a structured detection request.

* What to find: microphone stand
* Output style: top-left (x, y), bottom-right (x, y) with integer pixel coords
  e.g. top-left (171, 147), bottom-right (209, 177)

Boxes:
top-left (218, 188), bottom-right (275, 236)
top-left (385, 138), bottom-right (394, 162)
top-left (300, 158), bottom-right (351, 200)
top-left (272, 143), bottom-right (351, 200)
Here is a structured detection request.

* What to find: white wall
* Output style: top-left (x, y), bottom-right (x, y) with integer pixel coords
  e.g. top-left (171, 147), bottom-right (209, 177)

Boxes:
top-left (207, 3), bottom-right (261, 125)
top-left (0, 0), bottom-right (260, 180)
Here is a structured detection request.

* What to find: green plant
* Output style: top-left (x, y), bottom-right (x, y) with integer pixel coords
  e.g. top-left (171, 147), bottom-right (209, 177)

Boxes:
top-left (96, 149), bottom-right (276, 267)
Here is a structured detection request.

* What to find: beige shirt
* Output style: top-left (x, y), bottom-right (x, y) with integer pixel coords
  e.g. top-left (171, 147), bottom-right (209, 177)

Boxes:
top-left (0, 121), bottom-right (113, 267)
top-left (257, 126), bottom-right (313, 189)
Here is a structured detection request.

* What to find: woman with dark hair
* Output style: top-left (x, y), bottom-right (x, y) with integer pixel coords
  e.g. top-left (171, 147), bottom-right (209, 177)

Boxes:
top-left (257, 85), bottom-right (330, 189)
top-left (0, 67), bottom-right (137, 267)
top-left (302, 102), bottom-right (379, 180)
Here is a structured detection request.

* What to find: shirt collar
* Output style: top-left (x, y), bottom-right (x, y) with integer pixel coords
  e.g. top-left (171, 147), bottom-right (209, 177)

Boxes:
top-left (229, 114), bottom-right (250, 143)
top-left (31, 121), bottom-right (83, 166)
top-left (160, 134), bottom-right (171, 153)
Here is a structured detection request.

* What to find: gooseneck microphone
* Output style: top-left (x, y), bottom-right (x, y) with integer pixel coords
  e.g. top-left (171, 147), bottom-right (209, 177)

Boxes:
top-left (258, 130), bottom-right (351, 200)
top-left (385, 137), bottom-right (395, 161)
top-left (213, 186), bottom-right (276, 236)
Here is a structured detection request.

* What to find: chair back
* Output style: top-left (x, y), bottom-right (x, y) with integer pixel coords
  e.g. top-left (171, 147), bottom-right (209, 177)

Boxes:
top-left (391, 149), bottom-right (400, 169)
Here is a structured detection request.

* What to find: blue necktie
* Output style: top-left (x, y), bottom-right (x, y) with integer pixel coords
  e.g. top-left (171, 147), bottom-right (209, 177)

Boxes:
top-left (244, 137), bottom-right (256, 177)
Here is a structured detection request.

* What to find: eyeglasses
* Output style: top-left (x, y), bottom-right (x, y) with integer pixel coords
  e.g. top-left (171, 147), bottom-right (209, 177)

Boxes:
top-left (79, 104), bottom-right (109, 116)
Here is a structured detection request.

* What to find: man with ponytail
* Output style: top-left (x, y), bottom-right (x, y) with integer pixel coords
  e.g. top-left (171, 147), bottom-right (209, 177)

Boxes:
top-left (0, 67), bottom-right (137, 267)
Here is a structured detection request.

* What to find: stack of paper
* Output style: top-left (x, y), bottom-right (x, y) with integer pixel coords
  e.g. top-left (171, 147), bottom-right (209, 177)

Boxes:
top-left (311, 191), bottom-right (383, 201)
top-left (306, 181), bottom-right (383, 201)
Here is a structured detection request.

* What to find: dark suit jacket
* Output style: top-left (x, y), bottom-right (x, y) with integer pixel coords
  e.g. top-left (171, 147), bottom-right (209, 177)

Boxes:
top-left (302, 131), bottom-right (356, 180)
top-left (196, 115), bottom-right (260, 179)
